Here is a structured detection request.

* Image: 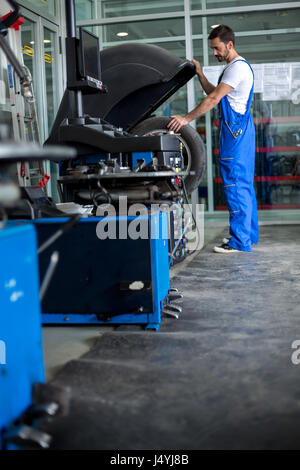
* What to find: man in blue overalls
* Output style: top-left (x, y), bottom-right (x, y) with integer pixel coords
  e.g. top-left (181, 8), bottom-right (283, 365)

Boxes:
top-left (168, 24), bottom-right (259, 253)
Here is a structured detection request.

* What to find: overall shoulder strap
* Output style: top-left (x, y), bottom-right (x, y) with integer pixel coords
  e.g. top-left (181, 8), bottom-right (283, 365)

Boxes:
top-left (218, 58), bottom-right (255, 117)
top-left (222, 59), bottom-right (254, 78)
top-left (233, 59), bottom-right (254, 79)
top-left (233, 60), bottom-right (255, 114)
top-left (218, 58), bottom-right (253, 83)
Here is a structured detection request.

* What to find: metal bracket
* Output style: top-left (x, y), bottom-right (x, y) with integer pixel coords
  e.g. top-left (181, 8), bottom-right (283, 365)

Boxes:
top-left (3, 425), bottom-right (52, 450)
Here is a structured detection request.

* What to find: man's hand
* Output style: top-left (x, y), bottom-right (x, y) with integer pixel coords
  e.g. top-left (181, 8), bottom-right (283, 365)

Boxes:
top-left (167, 115), bottom-right (190, 132)
top-left (192, 58), bottom-right (216, 95)
top-left (192, 59), bottom-right (202, 77)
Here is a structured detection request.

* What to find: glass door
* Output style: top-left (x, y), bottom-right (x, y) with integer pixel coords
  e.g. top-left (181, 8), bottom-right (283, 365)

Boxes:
top-left (21, 13), bottom-right (62, 144)
top-left (41, 22), bottom-right (61, 139)
top-left (41, 21), bottom-right (62, 200)
top-left (19, 9), bottom-right (63, 198)
top-left (20, 16), bottom-right (39, 142)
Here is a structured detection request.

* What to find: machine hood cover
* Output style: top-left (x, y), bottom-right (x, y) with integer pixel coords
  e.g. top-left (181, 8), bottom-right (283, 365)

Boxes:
top-left (46, 43), bottom-right (195, 145)
top-left (84, 43), bottom-right (196, 130)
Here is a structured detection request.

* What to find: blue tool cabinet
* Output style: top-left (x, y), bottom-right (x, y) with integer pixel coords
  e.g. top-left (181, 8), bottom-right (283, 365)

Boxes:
top-left (33, 211), bottom-right (169, 330)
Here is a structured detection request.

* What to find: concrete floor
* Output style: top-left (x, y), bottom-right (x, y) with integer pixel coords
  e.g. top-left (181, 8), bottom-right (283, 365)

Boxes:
top-left (42, 326), bottom-right (113, 381)
top-left (40, 221), bottom-right (300, 450)
top-left (42, 222), bottom-right (227, 381)
top-left (42, 212), bottom-right (300, 382)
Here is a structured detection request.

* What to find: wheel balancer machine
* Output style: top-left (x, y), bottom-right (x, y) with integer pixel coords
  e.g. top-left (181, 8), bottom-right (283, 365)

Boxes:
top-left (22, 0), bottom-right (197, 329)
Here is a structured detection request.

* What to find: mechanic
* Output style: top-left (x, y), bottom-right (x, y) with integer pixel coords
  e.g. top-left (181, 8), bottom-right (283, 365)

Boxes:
top-left (167, 24), bottom-right (259, 253)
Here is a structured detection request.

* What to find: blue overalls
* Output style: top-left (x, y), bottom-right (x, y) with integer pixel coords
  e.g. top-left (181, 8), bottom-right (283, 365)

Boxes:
top-left (218, 59), bottom-right (259, 251)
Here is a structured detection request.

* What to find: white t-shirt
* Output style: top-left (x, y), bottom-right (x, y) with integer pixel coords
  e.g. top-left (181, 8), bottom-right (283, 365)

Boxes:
top-left (220, 56), bottom-right (253, 115)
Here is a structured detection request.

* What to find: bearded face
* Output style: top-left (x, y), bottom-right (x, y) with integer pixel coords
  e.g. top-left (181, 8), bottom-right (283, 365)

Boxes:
top-left (215, 44), bottom-right (230, 62)
top-left (209, 37), bottom-right (233, 63)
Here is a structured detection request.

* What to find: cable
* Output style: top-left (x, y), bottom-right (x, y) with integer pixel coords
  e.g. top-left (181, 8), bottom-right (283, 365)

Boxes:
top-left (37, 214), bottom-right (81, 255)
top-left (40, 251), bottom-right (59, 301)
top-left (181, 178), bottom-right (202, 257)
top-left (182, 178), bottom-right (197, 227)
top-left (24, 199), bottom-right (35, 220)
top-left (169, 219), bottom-right (191, 267)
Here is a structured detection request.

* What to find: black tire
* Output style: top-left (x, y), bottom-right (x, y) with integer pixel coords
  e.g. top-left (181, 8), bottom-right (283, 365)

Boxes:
top-left (131, 116), bottom-right (206, 194)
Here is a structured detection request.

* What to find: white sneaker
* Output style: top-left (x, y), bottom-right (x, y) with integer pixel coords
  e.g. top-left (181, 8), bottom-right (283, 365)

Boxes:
top-left (213, 243), bottom-right (240, 253)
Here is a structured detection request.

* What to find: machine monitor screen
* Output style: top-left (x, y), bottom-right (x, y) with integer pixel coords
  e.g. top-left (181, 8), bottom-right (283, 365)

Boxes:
top-left (80, 27), bottom-right (101, 81)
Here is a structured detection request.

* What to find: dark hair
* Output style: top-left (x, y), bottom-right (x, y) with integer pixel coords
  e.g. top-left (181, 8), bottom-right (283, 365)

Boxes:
top-left (208, 25), bottom-right (235, 45)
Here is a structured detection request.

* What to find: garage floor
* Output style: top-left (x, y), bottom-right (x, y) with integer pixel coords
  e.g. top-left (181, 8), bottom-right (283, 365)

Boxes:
top-left (41, 224), bottom-right (300, 450)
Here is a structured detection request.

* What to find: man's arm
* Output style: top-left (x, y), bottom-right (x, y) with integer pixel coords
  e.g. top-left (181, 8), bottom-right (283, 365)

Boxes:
top-left (167, 82), bottom-right (234, 132)
top-left (192, 59), bottom-right (216, 95)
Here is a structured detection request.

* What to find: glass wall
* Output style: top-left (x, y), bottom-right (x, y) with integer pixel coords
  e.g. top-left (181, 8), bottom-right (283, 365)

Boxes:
top-left (192, 0), bottom-right (291, 8)
top-left (204, 10), bottom-right (300, 211)
top-left (75, 0), bottom-right (184, 20)
top-left (43, 27), bottom-right (60, 136)
top-left (76, 0), bottom-right (300, 213)
top-left (102, 17), bottom-right (185, 43)
top-left (206, 8), bottom-right (300, 32)
top-left (76, 0), bottom-right (94, 21)
top-left (19, 0), bottom-right (57, 18)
